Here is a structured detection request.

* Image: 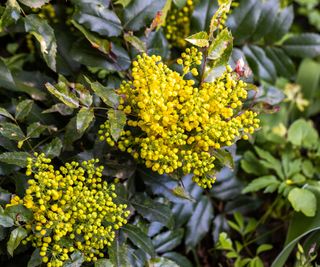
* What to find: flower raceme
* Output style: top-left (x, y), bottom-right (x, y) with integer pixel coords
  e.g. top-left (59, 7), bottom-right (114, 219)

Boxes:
top-left (8, 153), bottom-right (129, 267)
top-left (99, 50), bottom-right (260, 188)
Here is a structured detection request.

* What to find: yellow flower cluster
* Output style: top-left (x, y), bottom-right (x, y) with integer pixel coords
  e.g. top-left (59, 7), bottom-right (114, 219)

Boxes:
top-left (8, 153), bottom-right (129, 267)
top-left (164, 0), bottom-right (194, 48)
top-left (99, 50), bottom-right (259, 188)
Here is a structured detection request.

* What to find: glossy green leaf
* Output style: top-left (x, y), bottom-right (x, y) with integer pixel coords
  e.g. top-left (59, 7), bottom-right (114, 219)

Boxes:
top-left (109, 239), bottom-right (130, 267)
top-left (146, 29), bottom-right (170, 60)
top-left (0, 206), bottom-right (14, 227)
top-left (108, 109), bottom-right (126, 141)
top-left (0, 152), bottom-right (29, 167)
top-left (243, 45), bottom-right (276, 83)
top-left (283, 33), bottom-right (320, 58)
top-left (7, 226), bottom-right (28, 256)
top-left (152, 229), bottom-right (184, 253)
top-left (64, 251), bottom-right (84, 267)
top-left (209, 0), bottom-right (231, 37)
top-left (71, 20), bottom-right (110, 55)
top-left (124, 33), bottom-right (147, 52)
top-left (123, 0), bottom-right (166, 31)
top-left (85, 78), bottom-right (119, 108)
top-left (24, 15), bottom-right (57, 71)
top-left (27, 249), bottom-right (42, 267)
top-left (0, 122), bottom-right (25, 141)
top-left (228, 0), bottom-right (261, 44)
top-left (191, 0), bottom-right (217, 33)
top-left (242, 175), bottom-right (279, 194)
top-left (27, 122), bottom-right (47, 139)
top-left (76, 107), bottom-right (95, 133)
top-left (0, 107), bottom-right (14, 121)
top-left (211, 149), bottom-right (234, 169)
top-left (185, 31), bottom-right (209, 47)
top-left (42, 137), bottom-right (63, 158)
top-left (185, 195), bottom-right (213, 248)
top-left (94, 259), bottom-right (114, 267)
top-left (5, 204), bottom-right (33, 222)
top-left (45, 82), bottom-right (79, 108)
top-left (264, 5), bottom-right (294, 43)
top-left (73, 0), bottom-right (122, 37)
top-left (15, 99), bottom-right (33, 121)
top-left (265, 47), bottom-right (295, 79)
top-left (288, 188), bottom-right (316, 217)
top-left (0, 0), bottom-right (20, 30)
top-left (149, 257), bottom-right (179, 267)
top-left (18, 0), bottom-right (49, 8)
top-left (0, 57), bottom-right (15, 90)
top-left (122, 224), bottom-right (155, 257)
top-left (132, 194), bottom-right (173, 227)
top-left (162, 252), bottom-right (193, 267)
top-left (42, 103), bottom-right (74, 116)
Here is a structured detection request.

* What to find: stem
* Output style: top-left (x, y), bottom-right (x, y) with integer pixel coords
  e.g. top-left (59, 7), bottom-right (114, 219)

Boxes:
top-left (199, 47), bottom-right (209, 86)
top-left (192, 248), bottom-right (202, 267)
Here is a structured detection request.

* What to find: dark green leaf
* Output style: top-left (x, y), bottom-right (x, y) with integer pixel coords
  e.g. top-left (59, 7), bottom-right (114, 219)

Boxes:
top-left (45, 82), bottom-right (79, 108)
top-left (0, 152), bottom-right (29, 167)
top-left (0, 57), bottom-right (16, 90)
top-left (264, 5), bottom-right (294, 43)
top-left (265, 47), bottom-right (295, 79)
top-left (162, 252), bottom-right (193, 267)
top-left (42, 103), bottom-right (74, 116)
top-left (27, 122), bottom-right (46, 139)
top-left (76, 107), bottom-right (95, 133)
top-left (122, 224), bottom-right (155, 257)
top-left (94, 259), bottom-right (113, 267)
top-left (152, 229), bottom-right (184, 253)
top-left (124, 33), bottom-right (147, 52)
top-left (7, 226), bottom-right (28, 256)
top-left (71, 20), bottom-right (111, 54)
top-left (211, 149), bottom-right (234, 169)
top-left (42, 138), bottom-right (63, 158)
top-left (64, 251), bottom-right (84, 267)
top-left (228, 0), bottom-right (261, 44)
top-left (73, 0), bottom-right (122, 37)
top-left (108, 109), bottom-right (126, 141)
top-left (146, 29), bottom-right (170, 60)
top-left (191, 0), bottom-right (217, 33)
top-left (185, 195), bottom-right (213, 248)
top-left (283, 33), bottom-right (320, 58)
top-left (0, 0), bottom-right (20, 30)
top-left (0, 206), bottom-right (14, 227)
top-left (132, 194), bottom-right (173, 227)
top-left (15, 99), bottom-right (33, 121)
top-left (0, 107), bottom-right (14, 121)
top-left (18, 0), bottom-right (49, 8)
top-left (243, 45), bottom-right (276, 83)
top-left (0, 122), bottom-right (25, 141)
top-left (123, 0), bottom-right (166, 31)
top-left (24, 15), bottom-right (57, 71)
top-left (27, 249), bottom-right (42, 267)
top-left (109, 239), bottom-right (130, 267)
top-left (85, 77), bottom-right (119, 108)
top-left (5, 204), bottom-right (33, 222)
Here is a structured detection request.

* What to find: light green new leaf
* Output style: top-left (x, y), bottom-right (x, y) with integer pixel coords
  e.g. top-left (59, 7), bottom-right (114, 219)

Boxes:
top-left (0, 152), bottom-right (29, 167)
top-left (124, 33), bottom-right (147, 52)
top-left (209, 0), bottom-right (231, 38)
top-left (208, 28), bottom-right (233, 61)
top-left (114, 0), bottom-right (131, 7)
top-left (256, 244), bottom-right (273, 255)
top-left (185, 31), bottom-right (209, 47)
top-left (7, 227), bottom-right (28, 256)
top-left (76, 107), bottom-right (95, 133)
top-left (108, 109), bottom-right (126, 141)
top-left (15, 99), bottom-right (33, 121)
top-left (288, 188), bottom-right (316, 217)
top-left (287, 119), bottom-right (318, 148)
top-left (45, 82), bottom-right (79, 109)
top-left (242, 175), bottom-right (279, 194)
top-left (24, 15), bottom-right (57, 71)
top-left (18, 0), bottom-right (49, 8)
top-left (122, 224), bottom-right (155, 257)
top-left (85, 77), bottom-right (119, 108)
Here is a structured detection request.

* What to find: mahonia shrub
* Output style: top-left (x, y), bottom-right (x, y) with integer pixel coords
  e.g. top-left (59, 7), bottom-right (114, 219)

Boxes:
top-left (99, 47), bottom-right (260, 188)
top-left (8, 153), bottom-right (129, 267)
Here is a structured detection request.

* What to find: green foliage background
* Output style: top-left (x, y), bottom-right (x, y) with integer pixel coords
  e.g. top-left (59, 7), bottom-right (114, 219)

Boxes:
top-left (0, 0), bottom-right (320, 266)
